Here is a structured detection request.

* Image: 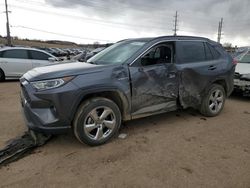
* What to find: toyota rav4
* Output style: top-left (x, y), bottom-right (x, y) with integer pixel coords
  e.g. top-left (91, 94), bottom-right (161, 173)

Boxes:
top-left (20, 36), bottom-right (235, 146)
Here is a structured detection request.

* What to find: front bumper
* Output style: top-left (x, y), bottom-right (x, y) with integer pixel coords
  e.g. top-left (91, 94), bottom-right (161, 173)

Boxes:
top-left (20, 78), bottom-right (79, 134)
top-left (234, 79), bottom-right (250, 96)
top-left (21, 96), bottom-right (71, 134)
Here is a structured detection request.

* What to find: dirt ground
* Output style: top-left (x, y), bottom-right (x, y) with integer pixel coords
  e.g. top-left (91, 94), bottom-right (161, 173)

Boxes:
top-left (0, 81), bottom-right (249, 188)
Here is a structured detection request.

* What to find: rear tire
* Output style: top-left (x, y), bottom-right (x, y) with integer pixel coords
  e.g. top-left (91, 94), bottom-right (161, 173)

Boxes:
top-left (200, 84), bottom-right (226, 117)
top-left (0, 69), bottom-right (5, 82)
top-left (73, 97), bottom-right (121, 146)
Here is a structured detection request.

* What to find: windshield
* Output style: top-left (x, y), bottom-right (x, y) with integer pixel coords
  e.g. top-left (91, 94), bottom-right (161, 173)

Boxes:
top-left (235, 52), bottom-right (250, 63)
top-left (87, 41), bottom-right (146, 65)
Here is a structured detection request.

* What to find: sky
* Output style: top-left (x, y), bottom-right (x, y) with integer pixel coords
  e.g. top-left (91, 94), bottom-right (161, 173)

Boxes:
top-left (0, 0), bottom-right (250, 46)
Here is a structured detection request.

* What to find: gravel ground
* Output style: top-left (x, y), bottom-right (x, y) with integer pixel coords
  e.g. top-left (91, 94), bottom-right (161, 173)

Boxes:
top-left (0, 81), bottom-right (250, 188)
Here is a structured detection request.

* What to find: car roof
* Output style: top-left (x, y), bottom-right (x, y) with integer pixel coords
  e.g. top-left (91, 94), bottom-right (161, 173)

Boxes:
top-left (122, 35), bottom-right (218, 45)
top-left (0, 46), bottom-right (44, 51)
top-left (0, 47), bottom-right (57, 58)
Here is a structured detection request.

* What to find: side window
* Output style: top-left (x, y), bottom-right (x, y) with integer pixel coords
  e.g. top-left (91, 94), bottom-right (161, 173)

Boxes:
top-left (177, 41), bottom-right (205, 63)
top-left (207, 44), bottom-right (221, 59)
top-left (2, 49), bottom-right (28, 59)
top-left (204, 43), bottom-right (213, 60)
top-left (29, 50), bottom-right (50, 60)
top-left (0, 51), bottom-right (2, 58)
top-left (141, 44), bottom-right (173, 66)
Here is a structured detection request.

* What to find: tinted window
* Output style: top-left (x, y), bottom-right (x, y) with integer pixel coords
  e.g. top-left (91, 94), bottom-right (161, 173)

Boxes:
top-left (29, 50), bottom-right (50, 60)
top-left (177, 41), bottom-right (205, 63)
top-left (204, 43), bottom-right (213, 60)
top-left (2, 49), bottom-right (28, 59)
top-left (208, 44), bottom-right (221, 59)
top-left (0, 51), bottom-right (2, 58)
top-left (141, 44), bottom-right (172, 66)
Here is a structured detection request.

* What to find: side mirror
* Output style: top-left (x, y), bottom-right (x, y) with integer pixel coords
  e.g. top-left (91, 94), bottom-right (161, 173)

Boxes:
top-left (48, 57), bottom-right (58, 62)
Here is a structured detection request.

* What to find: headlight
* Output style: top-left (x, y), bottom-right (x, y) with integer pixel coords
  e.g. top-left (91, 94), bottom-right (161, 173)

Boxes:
top-left (31, 76), bottom-right (74, 91)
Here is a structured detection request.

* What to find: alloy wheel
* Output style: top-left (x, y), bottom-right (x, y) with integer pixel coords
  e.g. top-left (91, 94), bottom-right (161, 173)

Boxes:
top-left (83, 106), bottom-right (116, 141)
top-left (208, 89), bottom-right (224, 114)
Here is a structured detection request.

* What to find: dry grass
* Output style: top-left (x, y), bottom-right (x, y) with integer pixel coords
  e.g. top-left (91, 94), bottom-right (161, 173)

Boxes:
top-left (0, 38), bottom-right (78, 48)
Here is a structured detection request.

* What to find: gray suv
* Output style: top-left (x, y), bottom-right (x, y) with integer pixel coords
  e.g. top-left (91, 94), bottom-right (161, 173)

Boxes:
top-left (20, 36), bottom-right (235, 146)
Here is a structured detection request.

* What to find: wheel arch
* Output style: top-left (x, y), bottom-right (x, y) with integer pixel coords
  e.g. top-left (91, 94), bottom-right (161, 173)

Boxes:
top-left (211, 79), bottom-right (228, 95)
top-left (71, 88), bottom-right (131, 125)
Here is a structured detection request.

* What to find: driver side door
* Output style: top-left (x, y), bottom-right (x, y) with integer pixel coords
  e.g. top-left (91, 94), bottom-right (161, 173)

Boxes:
top-left (129, 42), bottom-right (179, 119)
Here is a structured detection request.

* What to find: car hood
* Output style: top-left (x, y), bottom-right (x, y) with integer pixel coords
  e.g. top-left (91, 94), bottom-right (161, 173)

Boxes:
top-left (235, 63), bottom-right (250, 75)
top-left (23, 62), bottom-right (104, 81)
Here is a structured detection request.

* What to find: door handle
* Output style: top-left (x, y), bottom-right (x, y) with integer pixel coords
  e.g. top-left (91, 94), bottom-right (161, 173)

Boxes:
top-left (168, 72), bottom-right (176, 78)
top-left (208, 65), bottom-right (217, 70)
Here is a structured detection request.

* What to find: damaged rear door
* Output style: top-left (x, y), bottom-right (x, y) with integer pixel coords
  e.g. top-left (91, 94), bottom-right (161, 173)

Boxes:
top-left (176, 41), bottom-right (223, 108)
top-left (129, 42), bottom-right (179, 119)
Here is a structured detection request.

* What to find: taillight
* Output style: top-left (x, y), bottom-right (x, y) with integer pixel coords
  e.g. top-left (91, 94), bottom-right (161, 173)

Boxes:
top-left (232, 58), bottom-right (238, 65)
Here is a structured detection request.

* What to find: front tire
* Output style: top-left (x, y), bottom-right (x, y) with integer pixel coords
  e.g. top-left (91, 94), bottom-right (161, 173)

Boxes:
top-left (200, 84), bottom-right (226, 117)
top-left (73, 97), bottom-right (121, 146)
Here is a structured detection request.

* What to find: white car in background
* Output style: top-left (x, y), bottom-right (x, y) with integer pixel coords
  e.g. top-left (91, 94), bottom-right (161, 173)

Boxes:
top-left (234, 47), bottom-right (250, 96)
top-left (0, 47), bottom-right (58, 81)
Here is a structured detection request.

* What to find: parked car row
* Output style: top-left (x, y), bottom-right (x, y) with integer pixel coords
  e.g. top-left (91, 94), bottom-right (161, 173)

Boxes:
top-left (71, 47), bottom-right (105, 62)
top-left (0, 45), bottom-right (107, 80)
top-left (36, 47), bottom-right (85, 57)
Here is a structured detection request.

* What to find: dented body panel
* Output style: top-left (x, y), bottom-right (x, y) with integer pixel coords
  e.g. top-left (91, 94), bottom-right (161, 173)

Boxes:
top-left (129, 63), bottom-right (178, 119)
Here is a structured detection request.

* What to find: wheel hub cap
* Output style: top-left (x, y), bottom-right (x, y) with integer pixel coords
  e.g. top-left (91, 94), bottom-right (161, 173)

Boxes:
top-left (83, 106), bottom-right (116, 141)
top-left (208, 89), bottom-right (224, 114)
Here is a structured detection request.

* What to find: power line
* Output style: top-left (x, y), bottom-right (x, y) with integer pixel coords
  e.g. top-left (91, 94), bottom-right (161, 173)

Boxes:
top-left (10, 0), bottom-right (250, 26)
top-left (11, 25), bottom-right (115, 42)
top-left (15, 0), bottom-right (208, 31)
top-left (12, 0), bottom-right (176, 22)
top-left (9, 4), bottom-right (173, 32)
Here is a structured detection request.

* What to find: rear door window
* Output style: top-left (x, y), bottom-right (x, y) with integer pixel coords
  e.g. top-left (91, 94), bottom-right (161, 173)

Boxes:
top-left (176, 41), bottom-right (206, 63)
top-left (2, 49), bottom-right (29, 59)
top-left (204, 43), bottom-right (214, 60)
top-left (207, 44), bottom-right (221, 59)
top-left (29, 50), bottom-right (50, 60)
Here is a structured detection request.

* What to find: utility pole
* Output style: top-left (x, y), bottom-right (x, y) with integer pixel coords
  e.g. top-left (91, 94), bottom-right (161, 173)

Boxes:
top-left (217, 21), bottom-right (221, 43)
top-left (4, 0), bottom-right (11, 46)
top-left (217, 18), bottom-right (223, 43)
top-left (173, 11), bottom-right (178, 36)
